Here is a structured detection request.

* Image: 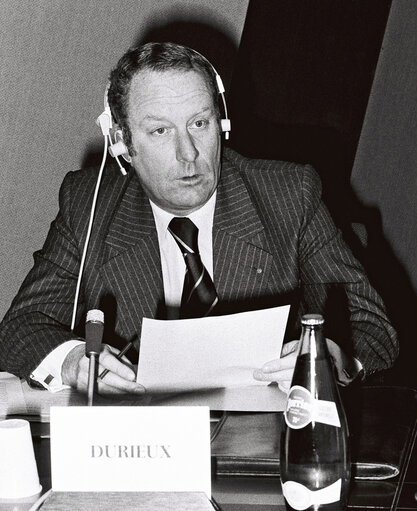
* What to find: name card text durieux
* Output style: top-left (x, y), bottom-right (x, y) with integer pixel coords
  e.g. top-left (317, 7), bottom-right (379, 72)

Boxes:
top-left (50, 406), bottom-right (211, 497)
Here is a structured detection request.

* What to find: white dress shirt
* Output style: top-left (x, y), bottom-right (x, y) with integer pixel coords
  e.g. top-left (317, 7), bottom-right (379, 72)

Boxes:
top-left (150, 192), bottom-right (216, 318)
top-left (31, 192), bottom-right (217, 391)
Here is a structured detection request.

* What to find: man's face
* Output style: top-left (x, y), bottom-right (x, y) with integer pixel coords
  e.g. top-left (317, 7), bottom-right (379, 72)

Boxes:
top-left (126, 69), bottom-right (221, 215)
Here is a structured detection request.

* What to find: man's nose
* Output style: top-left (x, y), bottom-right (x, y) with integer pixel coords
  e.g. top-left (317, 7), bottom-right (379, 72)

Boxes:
top-left (175, 130), bottom-right (199, 163)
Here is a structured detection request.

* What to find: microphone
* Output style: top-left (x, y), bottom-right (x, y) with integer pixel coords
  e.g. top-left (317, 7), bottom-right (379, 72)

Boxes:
top-left (85, 309), bottom-right (104, 406)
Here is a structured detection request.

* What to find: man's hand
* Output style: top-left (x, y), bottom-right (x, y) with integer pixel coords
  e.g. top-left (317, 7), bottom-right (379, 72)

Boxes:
top-left (62, 344), bottom-right (145, 395)
top-left (253, 340), bottom-right (299, 393)
top-left (253, 338), bottom-right (364, 392)
top-left (325, 338), bottom-right (364, 386)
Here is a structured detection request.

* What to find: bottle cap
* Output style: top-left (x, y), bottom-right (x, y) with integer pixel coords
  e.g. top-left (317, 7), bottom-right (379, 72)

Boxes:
top-left (301, 314), bottom-right (324, 325)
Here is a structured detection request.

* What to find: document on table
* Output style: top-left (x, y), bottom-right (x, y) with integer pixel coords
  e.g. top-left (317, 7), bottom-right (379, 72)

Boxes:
top-left (137, 305), bottom-right (290, 394)
top-left (150, 384), bottom-right (288, 412)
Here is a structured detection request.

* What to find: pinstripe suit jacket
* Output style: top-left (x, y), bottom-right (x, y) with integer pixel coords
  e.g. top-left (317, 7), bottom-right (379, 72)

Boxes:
top-left (0, 148), bottom-right (398, 380)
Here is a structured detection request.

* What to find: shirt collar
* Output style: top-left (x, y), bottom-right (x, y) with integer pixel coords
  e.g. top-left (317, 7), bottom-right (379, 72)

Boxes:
top-left (150, 191), bottom-right (217, 238)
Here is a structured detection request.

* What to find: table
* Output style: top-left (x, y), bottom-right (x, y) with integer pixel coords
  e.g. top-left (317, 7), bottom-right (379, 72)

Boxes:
top-left (1, 385), bottom-right (416, 510)
top-left (1, 433), bottom-right (414, 510)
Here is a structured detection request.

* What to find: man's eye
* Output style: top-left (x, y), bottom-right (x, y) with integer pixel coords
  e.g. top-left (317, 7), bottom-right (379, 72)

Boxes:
top-left (192, 119), bottom-right (208, 129)
top-left (152, 127), bottom-right (168, 136)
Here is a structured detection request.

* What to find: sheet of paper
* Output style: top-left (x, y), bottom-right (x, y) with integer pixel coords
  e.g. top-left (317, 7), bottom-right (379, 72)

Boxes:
top-left (149, 384), bottom-right (287, 412)
top-left (137, 305), bottom-right (290, 393)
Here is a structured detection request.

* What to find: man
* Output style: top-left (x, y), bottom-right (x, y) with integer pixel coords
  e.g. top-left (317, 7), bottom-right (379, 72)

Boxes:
top-left (0, 42), bottom-right (398, 395)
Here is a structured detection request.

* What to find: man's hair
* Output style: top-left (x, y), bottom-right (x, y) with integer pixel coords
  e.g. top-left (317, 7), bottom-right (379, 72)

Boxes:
top-left (107, 42), bottom-right (220, 154)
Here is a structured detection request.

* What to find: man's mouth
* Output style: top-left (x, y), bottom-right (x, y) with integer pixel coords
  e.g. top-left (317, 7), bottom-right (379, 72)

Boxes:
top-left (178, 175), bottom-right (201, 183)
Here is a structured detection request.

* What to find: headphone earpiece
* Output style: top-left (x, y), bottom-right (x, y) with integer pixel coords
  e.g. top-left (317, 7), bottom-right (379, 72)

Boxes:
top-left (212, 63), bottom-right (231, 140)
top-left (96, 86), bottom-right (130, 174)
top-left (96, 106), bottom-right (112, 137)
top-left (221, 119), bottom-right (231, 140)
top-left (108, 130), bottom-right (131, 163)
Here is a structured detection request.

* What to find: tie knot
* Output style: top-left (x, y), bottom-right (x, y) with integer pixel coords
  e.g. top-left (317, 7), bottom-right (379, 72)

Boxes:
top-left (168, 217), bottom-right (199, 254)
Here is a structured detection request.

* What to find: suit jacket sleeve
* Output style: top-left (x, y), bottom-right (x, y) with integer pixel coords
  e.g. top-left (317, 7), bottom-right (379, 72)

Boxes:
top-left (222, 148), bottom-right (397, 377)
top-left (0, 170), bottom-right (84, 379)
top-left (297, 165), bottom-right (398, 375)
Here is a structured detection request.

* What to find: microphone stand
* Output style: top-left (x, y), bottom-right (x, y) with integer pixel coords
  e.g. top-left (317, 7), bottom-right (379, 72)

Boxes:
top-left (87, 354), bottom-right (99, 406)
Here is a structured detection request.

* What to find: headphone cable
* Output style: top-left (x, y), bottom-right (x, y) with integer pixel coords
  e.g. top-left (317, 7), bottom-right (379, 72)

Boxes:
top-left (70, 136), bottom-right (108, 331)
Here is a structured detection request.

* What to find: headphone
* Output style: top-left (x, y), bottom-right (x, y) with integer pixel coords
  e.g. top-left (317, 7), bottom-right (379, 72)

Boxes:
top-left (96, 50), bottom-right (231, 175)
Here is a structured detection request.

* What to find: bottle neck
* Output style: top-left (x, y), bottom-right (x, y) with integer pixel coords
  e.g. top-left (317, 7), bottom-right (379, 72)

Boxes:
top-left (296, 323), bottom-right (335, 398)
top-left (299, 324), bottom-right (328, 359)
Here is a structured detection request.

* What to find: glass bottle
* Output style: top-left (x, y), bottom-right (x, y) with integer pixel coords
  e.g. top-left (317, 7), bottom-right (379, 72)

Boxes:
top-left (280, 314), bottom-right (350, 510)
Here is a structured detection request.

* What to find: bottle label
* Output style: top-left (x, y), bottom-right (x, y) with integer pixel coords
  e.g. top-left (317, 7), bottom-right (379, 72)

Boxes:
top-left (282, 478), bottom-right (342, 510)
top-left (284, 386), bottom-right (313, 429)
top-left (285, 386), bottom-right (341, 429)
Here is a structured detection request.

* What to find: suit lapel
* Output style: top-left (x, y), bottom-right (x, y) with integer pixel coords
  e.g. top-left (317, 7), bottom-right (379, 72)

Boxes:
top-left (213, 158), bottom-right (275, 311)
top-left (99, 155), bottom-right (281, 336)
top-left (100, 175), bottom-right (164, 340)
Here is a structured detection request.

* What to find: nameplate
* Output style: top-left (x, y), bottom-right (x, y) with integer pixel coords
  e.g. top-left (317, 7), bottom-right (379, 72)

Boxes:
top-left (50, 406), bottom-right (211, 497)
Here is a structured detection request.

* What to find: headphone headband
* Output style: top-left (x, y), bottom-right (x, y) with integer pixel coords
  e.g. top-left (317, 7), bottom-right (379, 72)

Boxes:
top-left (96, 47), bottom-right (231, 173)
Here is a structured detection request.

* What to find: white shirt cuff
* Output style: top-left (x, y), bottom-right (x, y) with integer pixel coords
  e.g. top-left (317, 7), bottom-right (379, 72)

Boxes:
top-left (30, 340), bottom-right (85, 392)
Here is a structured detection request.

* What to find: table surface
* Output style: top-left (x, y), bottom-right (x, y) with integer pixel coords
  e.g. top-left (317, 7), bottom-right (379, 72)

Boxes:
top-left (0, 420), bottom-right (415, 511)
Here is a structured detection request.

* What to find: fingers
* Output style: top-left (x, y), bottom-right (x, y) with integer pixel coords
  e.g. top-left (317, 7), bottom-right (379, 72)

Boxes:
top-left (96, 377), bottom-right (144, 395)
top-left (253, 340), bottom-right (299, 392)
top-left (278, 380), bottom-right (291, 394)
top-left (76, 345), bottom-right (145, 395)
top-left (280, 340), bottom-right (299, 357)
top-left (98, 346), bottom-right (136, 382)
top-left (253, 365), bottom-right (294, 383)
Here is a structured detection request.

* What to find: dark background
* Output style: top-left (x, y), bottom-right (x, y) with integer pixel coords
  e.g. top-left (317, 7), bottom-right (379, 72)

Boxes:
top-left (228, 0), bottom-right (391, 233)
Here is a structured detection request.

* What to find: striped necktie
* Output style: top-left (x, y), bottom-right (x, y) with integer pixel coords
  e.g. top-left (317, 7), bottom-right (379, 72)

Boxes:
top-left (168, 217), bottom-right (218, 318)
